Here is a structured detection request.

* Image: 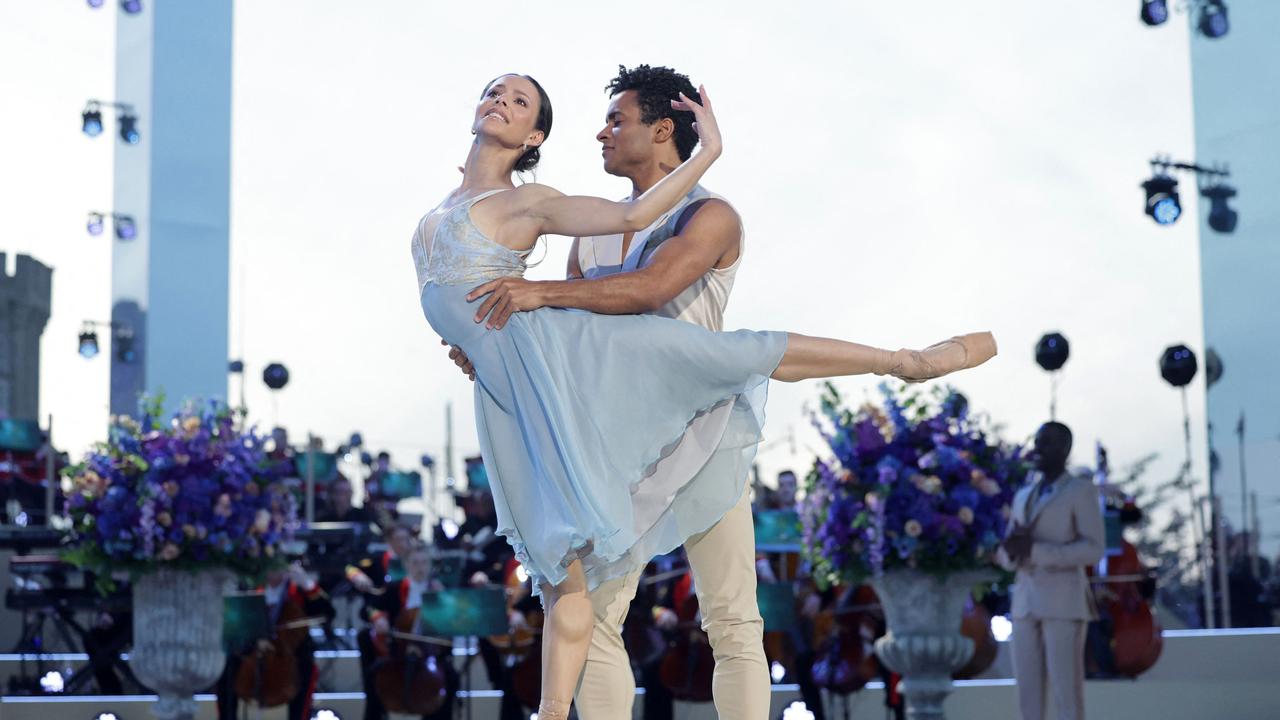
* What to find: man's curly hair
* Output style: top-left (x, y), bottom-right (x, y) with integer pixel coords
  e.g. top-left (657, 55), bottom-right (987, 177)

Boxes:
top-left (605, 64), bottom-right (699, 161)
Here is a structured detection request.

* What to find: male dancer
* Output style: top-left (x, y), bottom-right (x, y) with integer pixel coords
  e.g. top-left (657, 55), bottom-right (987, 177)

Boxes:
top-left (449, 64), bottom-right (769, 719)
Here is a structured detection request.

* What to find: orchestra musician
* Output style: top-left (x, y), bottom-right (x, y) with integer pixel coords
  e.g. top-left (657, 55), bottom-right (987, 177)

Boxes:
top-left (998, 421), bottom-right (1104, 720)
top-left (357, 542), bottom-right (460, 720)
top-left (215, 562), bottom-right (336, 720)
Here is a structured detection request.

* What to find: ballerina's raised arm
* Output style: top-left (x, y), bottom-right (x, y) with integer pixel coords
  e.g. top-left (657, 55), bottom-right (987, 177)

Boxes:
top-left (516, 86), bottom-right (721, 239)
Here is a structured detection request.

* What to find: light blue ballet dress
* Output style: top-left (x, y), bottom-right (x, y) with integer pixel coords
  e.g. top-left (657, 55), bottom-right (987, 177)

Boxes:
top-left (413, 189), bottom-right (788, 595)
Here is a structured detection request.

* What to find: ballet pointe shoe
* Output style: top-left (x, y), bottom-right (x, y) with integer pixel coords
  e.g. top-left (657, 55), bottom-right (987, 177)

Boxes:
top-left (537, 697), bottom-right (571, 720)
top-left (878, 332), bottom-right (998, 383)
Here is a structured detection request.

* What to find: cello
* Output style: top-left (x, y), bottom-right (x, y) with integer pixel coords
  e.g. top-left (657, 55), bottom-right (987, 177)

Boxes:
top-left (953, 594), bottom-right (997, 679)
top-left (234, 582), bottom-right (328, 709)
top-left (658, 571), bottom-right (716, 703)
top-left (810, 583), bottom-right (880, 694)
top-left (1088, 444), bottom-right (1163, 678)
top-left (368, 545), bottom-right (451, 716)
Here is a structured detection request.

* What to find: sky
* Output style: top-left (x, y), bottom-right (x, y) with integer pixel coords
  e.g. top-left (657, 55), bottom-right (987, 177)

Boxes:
top-left (2, 1), bottom-right (1211, 521)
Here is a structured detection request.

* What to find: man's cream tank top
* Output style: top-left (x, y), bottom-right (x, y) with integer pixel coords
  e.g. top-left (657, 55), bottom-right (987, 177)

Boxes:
top-left (576, 184), bottom-right (741, 331)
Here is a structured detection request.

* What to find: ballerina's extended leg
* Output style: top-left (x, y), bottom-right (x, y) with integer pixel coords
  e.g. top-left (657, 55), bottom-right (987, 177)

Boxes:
top-left (771, 331), bottom-right (997, 383)
top-left (536, 560), bottom-right (593, 720)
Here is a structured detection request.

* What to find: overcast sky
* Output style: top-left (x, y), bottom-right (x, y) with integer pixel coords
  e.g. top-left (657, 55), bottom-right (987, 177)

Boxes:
top-left (3, 1), bottom-right (1210, 514)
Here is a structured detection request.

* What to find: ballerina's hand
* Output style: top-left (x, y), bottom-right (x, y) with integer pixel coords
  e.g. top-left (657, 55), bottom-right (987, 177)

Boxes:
top-left (671, 85), bottom-right (721, 156)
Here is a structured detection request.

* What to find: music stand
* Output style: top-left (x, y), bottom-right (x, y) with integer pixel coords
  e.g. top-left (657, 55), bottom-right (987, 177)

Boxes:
top-left (416, 588), bottom-right (508, 720)
top-left (430, 550), bottom-right (467, 589)
top-left (754, 509), bottom-right (802, 553)
top-left (757, 582), bottom-right (798, 632)
top-left (222, 593), bottom-right (270, 653)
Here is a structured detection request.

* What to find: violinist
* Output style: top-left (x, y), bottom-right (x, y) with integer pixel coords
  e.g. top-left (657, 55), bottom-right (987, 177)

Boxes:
top-left (998, 421), bottom-right (1104, 720)
top-left (317, 475), bottom-right (376, 526)
top-left (357, 542), bottom-right (459, 720)
top-left (216, 562), bottom-right (336, 720)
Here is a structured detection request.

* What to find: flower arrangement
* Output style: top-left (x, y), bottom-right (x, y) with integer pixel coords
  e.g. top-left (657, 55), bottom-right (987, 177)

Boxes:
top-left (62, 398), bottom-right (297, 585)
top-left (801, 383), bottom-right (1029, 589)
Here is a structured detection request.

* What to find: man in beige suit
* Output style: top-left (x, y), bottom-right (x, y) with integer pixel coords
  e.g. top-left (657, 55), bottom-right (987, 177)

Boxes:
top-left (999, 421), bottom-right (1105, 720)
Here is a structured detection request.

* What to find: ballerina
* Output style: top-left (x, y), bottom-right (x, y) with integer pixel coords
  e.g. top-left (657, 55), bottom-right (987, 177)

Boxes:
top-left (411, 73), bottom-right (996, 720)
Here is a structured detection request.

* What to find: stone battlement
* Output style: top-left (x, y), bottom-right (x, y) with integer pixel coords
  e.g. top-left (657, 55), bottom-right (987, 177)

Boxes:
top-left (0, 253), bottom-right (53, 313)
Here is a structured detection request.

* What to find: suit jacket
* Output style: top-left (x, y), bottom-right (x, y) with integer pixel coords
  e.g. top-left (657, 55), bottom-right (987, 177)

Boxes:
top-left (997, 471), bottom-right (1105, 620)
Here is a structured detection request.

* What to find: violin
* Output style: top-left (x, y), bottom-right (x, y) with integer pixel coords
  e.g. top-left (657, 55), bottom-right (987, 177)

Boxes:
top-left (371, 590), bottom-right (449, 716)
top-left (810, 584), bottom-right (880, 695)
top-left (658, 572), bottom-right (716, 703)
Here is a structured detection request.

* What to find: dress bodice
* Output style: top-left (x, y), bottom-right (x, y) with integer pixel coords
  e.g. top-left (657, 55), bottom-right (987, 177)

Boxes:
top-left (412, 189), bottom-right (532, 292)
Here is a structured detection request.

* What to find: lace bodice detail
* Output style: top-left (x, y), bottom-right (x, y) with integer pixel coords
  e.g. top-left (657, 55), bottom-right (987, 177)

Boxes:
top-left (412, 190), bottom-right (531, 292)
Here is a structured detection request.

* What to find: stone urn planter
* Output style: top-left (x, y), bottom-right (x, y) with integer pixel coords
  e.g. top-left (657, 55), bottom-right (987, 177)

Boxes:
top-left (129, 568), bottom-right (232, 720)
top-left (870, 569), bottom-right (996, 720)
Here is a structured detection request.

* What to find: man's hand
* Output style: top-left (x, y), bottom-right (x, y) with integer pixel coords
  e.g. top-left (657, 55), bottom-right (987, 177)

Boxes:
top-left (372, 615), bottom-right (390, 636)
top-left (441, 340), bottom-right (475, 381)
top-left (466, 277), bottom-right (548, 330)
top-left (1002, 528), bottom-right (1034, 565)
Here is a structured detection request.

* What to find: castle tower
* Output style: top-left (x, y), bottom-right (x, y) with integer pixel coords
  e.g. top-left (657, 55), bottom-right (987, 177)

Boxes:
top-left (0, 253), bottom-right (53, 421)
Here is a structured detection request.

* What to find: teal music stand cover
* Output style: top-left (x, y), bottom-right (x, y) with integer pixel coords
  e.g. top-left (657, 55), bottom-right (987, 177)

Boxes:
top-left (0, 419), bottom-right (41, 452)
top-left (416, 588), bottom-right (508, 636)
top-left (223, 593), bottom-right (270, 652)
top-left (757, 582), bottom-right (798, 631)
top-left (754, 510), bottom-right (802, 553)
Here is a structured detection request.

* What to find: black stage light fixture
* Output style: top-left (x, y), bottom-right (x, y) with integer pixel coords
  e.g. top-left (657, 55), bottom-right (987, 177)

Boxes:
top-left (120, 0), bottom-right (142, 14)
top-left (78, 328), bottom-right (100, 359)
top-left (349, 432), bottom-right (364, 448)
top-left (114, 329), bottom-right (136, 363)
top-left (1142, 174), bottom-right (1181, 225)
top-left (228, 360), bottom-right (245, 373)
top-left (1140, 0), bottom-right (1169, 26)
top-left (1198, 0), bottom-right (1229, 38)
top-left (263, 362), bottom-right (290, 390)
top-left (118, 113), bottom-right (140, 144)
top-left (1035, 332), bottom-right (1070, 372)
top-left (360, 451), bottom-right (373, 466)
top-left (114, 215), bottom-right (137, 240)
top-left (421, 453), bottom-right (435, 469)
top-left (1160, 345), bottom-right (1198, 387)
top-left (1200, 184), bottom-right (1238, 233)
top-left (1205, 347), bottom-right (1223, 388)
top-left (87, 212), bottom-right (105, 236)
top-left (81, 106), bottom-right (104, 136)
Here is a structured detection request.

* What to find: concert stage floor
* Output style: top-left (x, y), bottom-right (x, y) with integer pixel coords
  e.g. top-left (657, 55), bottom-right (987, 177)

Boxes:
top-left (2, 628), bottom-right (1277, 719)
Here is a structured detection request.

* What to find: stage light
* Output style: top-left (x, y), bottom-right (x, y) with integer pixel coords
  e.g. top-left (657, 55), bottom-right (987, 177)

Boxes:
top-left (120, 0), bottom-right (142, 14)
top-left (311, 710), bottom-right (342, 720)
top-left (114, 215), bottom-right (137, 240)
top-left (1142, 174), bottom-right (1181, 225)
top-left (39, 670), bottom-right (65, 693)
top-left (86, 0), bottom-right (105, 7)
top-left (114, 329), bottom-right (136, 363)
top-left (93, 713), bottom-right (119, 720)
top-left (421, 453), bottom-right (435, 468)
top-left (228, 360), bottom-right (245, 373)
top-left (82, 106), bottom-right (104, 136)
top-left (1035, 332), bottom-right (1069, 372)
top-left (441, 518), bottom-right (460, 540)
top-left (78, 328), bottom-right (100, 359)
top-left (515, 564), bottom-right (529, 583)
top-left (991, 614), bottom-right (1013, 642)
top-left (118, 113), bottom-right (140, 144)
top-left (87, 212), bottom-right (105, 236)
top-left (1205, 347), bottom-right (1223, 388)
top-left (1198, 0), bottom-right (1229, 38)
top-left (263, 362), bottom-right (290, 390)
top-left (1160, 345), bottom-right (1198, 387)
top-left (779, 701), bottom-right (816, 720)
top-left (1140, 0), bottom-right (1168, 25)
top-left (770, 660), bottom-right (787, 683)
top-left (1200, 184), bottom-right (1237, 233)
